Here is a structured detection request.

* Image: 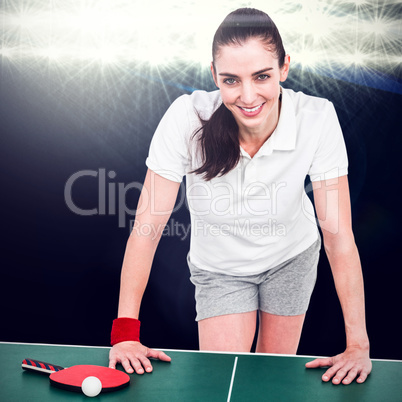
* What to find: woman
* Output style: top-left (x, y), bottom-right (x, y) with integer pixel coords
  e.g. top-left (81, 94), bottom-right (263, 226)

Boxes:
top-left (109, 8), bottom-right (372, 385)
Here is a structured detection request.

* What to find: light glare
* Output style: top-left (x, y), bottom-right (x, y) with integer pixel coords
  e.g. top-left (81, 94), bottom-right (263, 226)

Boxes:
top-left (0, 0), bottom-right (400, 92)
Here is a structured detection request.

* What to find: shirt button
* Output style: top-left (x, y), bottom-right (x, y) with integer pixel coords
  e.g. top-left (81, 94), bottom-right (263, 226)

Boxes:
top-left (245, 164), bottom-right (256, 182)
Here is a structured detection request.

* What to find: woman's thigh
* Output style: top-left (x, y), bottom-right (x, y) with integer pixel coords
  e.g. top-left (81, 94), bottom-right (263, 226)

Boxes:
top-left (256, 311), bottom-right (306, 354)
top-left (198, 311), bottom-right (257, 352)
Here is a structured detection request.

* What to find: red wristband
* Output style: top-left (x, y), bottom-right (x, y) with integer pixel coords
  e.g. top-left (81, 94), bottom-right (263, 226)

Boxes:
top-left (111, 317), bottom-right (141, 345)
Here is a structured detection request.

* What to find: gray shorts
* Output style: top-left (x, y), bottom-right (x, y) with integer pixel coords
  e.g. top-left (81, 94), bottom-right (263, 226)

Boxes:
top-left (188, 237), bottom-right (321, 321)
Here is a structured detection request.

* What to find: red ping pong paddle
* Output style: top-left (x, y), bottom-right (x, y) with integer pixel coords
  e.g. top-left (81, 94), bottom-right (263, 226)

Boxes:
top-left (22, 358), bottom-right (130, 393)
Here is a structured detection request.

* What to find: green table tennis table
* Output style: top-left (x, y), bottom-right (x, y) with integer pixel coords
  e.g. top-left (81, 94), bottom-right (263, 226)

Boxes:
top-left (0, 342), bottom-right (400, 401)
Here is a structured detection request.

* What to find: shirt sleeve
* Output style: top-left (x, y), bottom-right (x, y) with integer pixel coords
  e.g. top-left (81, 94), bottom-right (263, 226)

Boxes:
top-left (308, 101), bottom-right (349, 182)
top-left (145, 95), bottom-right (191, 183)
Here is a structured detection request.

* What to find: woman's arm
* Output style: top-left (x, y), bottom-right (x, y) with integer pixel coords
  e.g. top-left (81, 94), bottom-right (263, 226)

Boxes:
top-left (305, 175), bottom-right (372, 385)
top-left (109, 169), bottom-right (181, 374)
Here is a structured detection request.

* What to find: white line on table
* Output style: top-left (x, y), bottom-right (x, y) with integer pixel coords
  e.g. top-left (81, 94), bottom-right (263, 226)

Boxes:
top-left (227, 356), bottom-right (238, 402)
top-left (2, 343), bottom-right (400, 363)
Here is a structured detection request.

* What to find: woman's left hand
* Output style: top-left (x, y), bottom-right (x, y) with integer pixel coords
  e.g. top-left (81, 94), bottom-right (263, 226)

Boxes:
top-left (305, 345), bottom-right (372, 385)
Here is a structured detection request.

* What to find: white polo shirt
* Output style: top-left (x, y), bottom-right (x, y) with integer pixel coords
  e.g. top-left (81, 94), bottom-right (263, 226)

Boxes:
top-left (145, 88), bottom-right (348, 275)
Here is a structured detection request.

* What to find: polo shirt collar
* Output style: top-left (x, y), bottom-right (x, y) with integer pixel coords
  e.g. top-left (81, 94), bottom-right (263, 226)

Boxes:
top-left (271, 88), bottom-right (297, 151)
top-left (240, 87), bottom-right (297, 158)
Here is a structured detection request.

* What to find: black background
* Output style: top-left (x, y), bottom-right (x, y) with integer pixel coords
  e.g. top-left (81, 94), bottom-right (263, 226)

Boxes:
top-left (1, 56), bottom-right (401, 361)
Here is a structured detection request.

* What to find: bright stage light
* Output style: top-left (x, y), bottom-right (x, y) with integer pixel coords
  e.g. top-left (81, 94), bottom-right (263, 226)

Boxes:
top-left (347, 0), bottom-right (371, 6)
top-left (0, 0), bottom-right (400, 91)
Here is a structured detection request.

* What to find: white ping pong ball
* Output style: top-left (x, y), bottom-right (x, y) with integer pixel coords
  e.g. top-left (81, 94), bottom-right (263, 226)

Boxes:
top-left (81, 376), bottom-right (102, 397)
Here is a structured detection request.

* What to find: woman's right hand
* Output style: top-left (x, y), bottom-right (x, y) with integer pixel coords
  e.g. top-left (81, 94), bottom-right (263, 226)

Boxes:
top-left (109, 341), bottom-right (171, 374)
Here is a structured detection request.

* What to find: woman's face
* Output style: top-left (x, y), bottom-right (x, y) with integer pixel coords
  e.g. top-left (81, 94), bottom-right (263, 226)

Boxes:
top-left (211, 38), bottom-right (290, 137)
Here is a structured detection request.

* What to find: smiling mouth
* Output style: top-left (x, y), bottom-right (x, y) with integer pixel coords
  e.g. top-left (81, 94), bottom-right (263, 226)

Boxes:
top-left (238, 103), bottom-right (264, 112)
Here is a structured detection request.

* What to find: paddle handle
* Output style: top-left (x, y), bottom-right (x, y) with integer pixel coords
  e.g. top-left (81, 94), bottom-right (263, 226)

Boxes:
top-left (22, 358), bottom-right (65, 375)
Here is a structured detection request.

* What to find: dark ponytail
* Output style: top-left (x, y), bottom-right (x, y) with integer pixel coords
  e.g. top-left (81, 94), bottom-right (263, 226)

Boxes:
top-left (192, 103), bottom-right (240, 181)
top-left (191, 8), bottom-right (285, 181)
